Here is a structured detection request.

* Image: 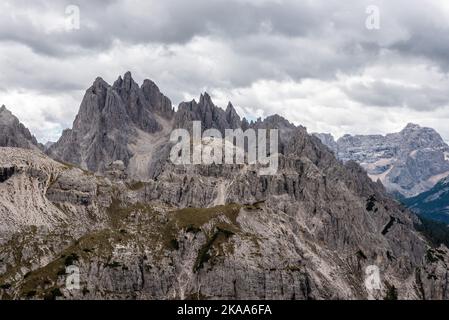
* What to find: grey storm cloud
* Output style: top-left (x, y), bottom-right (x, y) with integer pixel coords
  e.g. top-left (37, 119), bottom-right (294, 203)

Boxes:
top-left (1, 0), bottom-right (449, 142)
top-left (343, 80), bottom-right (449, 111)
top-left (1, 0), bottom-right (448, 85)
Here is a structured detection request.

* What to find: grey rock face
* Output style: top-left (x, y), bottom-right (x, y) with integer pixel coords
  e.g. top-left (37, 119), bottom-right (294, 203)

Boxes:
top-left (0, 105), bottom-right (42, 150)
top-left (315, 124), bottom-right (449, 197)
top-left (174, 93), bottom-right (241, 133)
top-left (44, 141), bottom-right (55, 150)
top-left (312, 133), bottom-right (338, 154)
top-left (225, 102), bottom-right (242, 129)
top-left (48, 74), bottom-right (297, 181)
top-left (1, 137), bottom-right (448, 300)
top-left (48, 72), bottom-right (174, 175)
top-left (141, 79), bottom-right (174, 118)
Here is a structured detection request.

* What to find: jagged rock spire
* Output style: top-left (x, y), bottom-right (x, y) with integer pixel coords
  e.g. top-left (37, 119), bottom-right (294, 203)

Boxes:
top-left (48, 72), bottom-right (174, 174)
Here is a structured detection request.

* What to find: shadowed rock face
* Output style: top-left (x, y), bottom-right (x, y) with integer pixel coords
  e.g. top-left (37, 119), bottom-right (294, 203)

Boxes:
top-left (48, 72), bottom-right (174, 174)
top-left (0, 166), bottom-right (16, 183)
top-left (0, 105), bottom-right (42, 150)
top-left (314, 124), bottom-right (449, 198)
top-left (174, 93), bottom-right (243, 133)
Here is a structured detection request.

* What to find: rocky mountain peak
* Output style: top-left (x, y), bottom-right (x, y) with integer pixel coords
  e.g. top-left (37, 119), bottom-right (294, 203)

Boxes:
top-left (199, 92), bottom-right (213, 106)
top-left (48, 72), bottom-right (175, 173)
top-left (261, 114), bottom-right (295, 129)
top-left (175, 93), bottom-right (239, 133)
top-left (225, 102), bottom-right (242, 128)
top-left (92, 77), bottom-right (109, 92)
top-left (112, 71), bottom-right (140, 100)
top-left (0, 104), bottom-right (14, 122)
top-left (0, 105), bottom-right (42, 150)
top-left (315, 123), bottom-right (449, 197)
top-left (403, 123), bottom-right (421, 130)
top-left (140, 78), bottom-right (174, 118)
top-left (393, 123), bottom-right (448, 154)
top-left (312, 132), bottom-right (338, 153)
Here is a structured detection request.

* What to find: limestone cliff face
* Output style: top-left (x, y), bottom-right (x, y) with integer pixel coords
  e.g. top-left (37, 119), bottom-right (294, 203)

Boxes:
top-left (0, 105), bottom-right (42, 150)
top-left (174, 93), bottom-right (243, 133)
top-left (48, 72), bottom-right (174, 177)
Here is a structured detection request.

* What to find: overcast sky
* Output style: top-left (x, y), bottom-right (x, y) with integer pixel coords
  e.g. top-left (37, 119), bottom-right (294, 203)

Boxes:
top-left (2, 0), bottom-right (449, 143)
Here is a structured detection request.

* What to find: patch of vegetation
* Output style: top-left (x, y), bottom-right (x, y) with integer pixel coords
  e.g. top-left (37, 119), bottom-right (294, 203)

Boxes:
top-left (386, 251), bottom-right (394, 261)
top-left (16, 228), bottom-right (127, 298)
top-left (44, 287), bottom-right (63, 300)
top-left (19, 257), bottom-right (66, 297)
top-left (170, 204), bottom-right (241, 231)
top-left (381, 216), bottom-right (398, 235)
top-left (169, 239), bottom-right (179, 250)
top-left (356, 250), bottom-right (367, 260)
top-left (185, 225), bottom-right (201, 234)
top-left (426, 248), bottom-right (445, 263)
top-left (64, 253), bottom-right (79, 266)
top-left (0, 283), bottom-right (11, 290)
top-left (56, 160), bottom-right (91, 175)
top-left (184, 292), bottom-right (209, 300)
top-left (8, 201), bottom-right (243, 297)
top-left (286, 265), bottom-right (302, 272)
top-left (402, 179), bottom-right (449, 224)
top-left (244, 200), bottom-right (265, 211)
top-left (106, 261), bottom-right (121, 268)
top-left (107, 198), bottom-right (155, 229)
top-left (193, 227), bottom-right (235, 272)
top-left (366, 195), bottom-right (377, 212)
top-left (414, 216), bottom-right (449, 248)
top-left (427, 274), bottom-right (437, 280)
top-left (414, 268), bottom-right (426, 299)
top-left (384, 283), bottom-right (398, 300)
top-left (127, 181), bottom-right (146, 191)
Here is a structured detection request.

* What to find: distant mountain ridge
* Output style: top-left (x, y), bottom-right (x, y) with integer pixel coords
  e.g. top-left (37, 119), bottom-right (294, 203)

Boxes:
top-left (403, 176), bottom-right (449, 224)
top-left (314, 124), bottom-right (449, 198)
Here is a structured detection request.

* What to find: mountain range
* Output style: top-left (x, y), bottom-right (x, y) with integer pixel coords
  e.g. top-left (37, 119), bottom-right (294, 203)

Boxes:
top-left (0, 72), bottom-right (448, 300)
top-left (314, 125), bottom-right (449, 225)
top-left (314, 125), bottom-right (449, 198)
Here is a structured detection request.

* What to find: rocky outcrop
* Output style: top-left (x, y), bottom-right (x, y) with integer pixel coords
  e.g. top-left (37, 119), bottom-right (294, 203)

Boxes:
top-left (314, 124), bottom-right (449, 197)
top-left (0, 105), bottom-right (43, 150)
top-left (312, 133), bottom-right (338, 154)
top-left (48, 72), bottom-right (174, 178)
top-left (0, 148), bottom-right (109, 240)
top-left (174, 93), bottom-right (241, 133)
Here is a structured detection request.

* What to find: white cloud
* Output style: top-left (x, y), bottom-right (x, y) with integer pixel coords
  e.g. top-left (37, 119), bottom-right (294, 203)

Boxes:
top-left (1, 0), bottom-right (449, 143)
